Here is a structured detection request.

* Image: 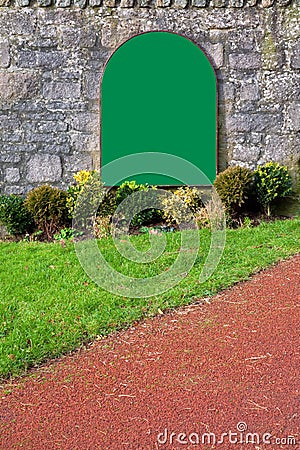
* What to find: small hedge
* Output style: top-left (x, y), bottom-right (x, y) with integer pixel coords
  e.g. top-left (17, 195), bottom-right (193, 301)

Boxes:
top-left (254, 162), bottom-right (292, 216)
top-left (115, 180), bottom-right (162, 226)
top-left (214, 166), bottom-right (254, 216)
top-left (161, 186), bottom-right (203, 225)
top-left (0, 195), bottom-right (35, 236)
top-left (25, 185), bottom-right (70, 240)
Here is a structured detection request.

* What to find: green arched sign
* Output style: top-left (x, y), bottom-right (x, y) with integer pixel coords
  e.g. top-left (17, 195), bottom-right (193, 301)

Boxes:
top-left (101, 31), bottom-right (217, 186)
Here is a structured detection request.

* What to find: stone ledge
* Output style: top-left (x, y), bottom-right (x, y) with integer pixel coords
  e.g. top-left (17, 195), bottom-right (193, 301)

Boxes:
top-left (0, 0), bottom-right (294, 7)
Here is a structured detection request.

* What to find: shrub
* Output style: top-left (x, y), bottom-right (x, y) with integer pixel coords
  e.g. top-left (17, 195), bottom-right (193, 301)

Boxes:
top-left (25, 185), bottom-right (70, 240)
top-left (254, 162), bottom-right (292, 216)
top-left (0, 194), bottom-right (35, 236)
top-left (67, 170), bottom-right (115, 225)
top-left (115, 180), bottom-right (162, 226)
top-left (53, 227), bottom-right (83, 241)
top-left (161, 186), bottom-right (203, 225)
top-left (72, 172), bottom-right (106, 233)
top-left (194, 207), bottom-right (210, 229)
top-left (94, 216), bottom-right (111, 239)
top-left (98, 189), bottom-right (117, 218)
top-left (214, 166), bottom-right (253, 215)
top-left (67, 170), bottom-right (98, 218)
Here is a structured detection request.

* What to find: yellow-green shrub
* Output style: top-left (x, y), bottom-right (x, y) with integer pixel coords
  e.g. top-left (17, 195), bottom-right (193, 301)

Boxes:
top-left (25, 185), bottom-right (70, 240)
top-left (161, 186), bottom-right (203, 225)
top-left (214, 166), bottom-right (253, 215)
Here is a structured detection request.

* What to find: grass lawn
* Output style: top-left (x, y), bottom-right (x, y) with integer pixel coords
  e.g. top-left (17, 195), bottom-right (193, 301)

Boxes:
top-left (0, 217), bottom-right (299, 379)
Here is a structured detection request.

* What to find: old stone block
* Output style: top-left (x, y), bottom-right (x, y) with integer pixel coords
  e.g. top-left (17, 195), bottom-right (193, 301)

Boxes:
top-left (250, 133), bottom-right (263, 145)
top-left (56, 0), bottom-right (72, 5)
top-left (220, 82), bottom-right (235, 102)
top-left (263, 134), bottom-right (300, 163)
top-left (0, 115), bottom-right (21, 130)
top-left (25, 132), bottom-right (68, 144)
top-left (203, 43), bottom-right (224, 69)
top-left (4, 186), bottom-right (26, 195)
top-left (227, 114), bottom-right (252, 133)
top-left (261, 0), bottom-right (274, 6)
top-left (227, 112), bottom-right (282, 134)
top-left (210, 0), bottom-right (226, 7)
top-left (228, 0), bottom-right (244, 6)
top-left (0, 0), bottom-right (11, 6)
top-left (251, 113), bottom-right (283, 133)
top-left (229, 53), bottom-right (261, 70)
top-left (103, 0), bottom-right (115, 5)
top-left (64, 153), bottom-right (93, 172)
top-left (228, 29), bottom-right (259, 52)
top-left (232, 144), bottom-right (261, 163)
top-left (27, 154), bottom-right (62, 183)
top-left (62, 28), bottom-right (97, 48)
top-left (0, 12), bottom-right (36, 35)
top-left (0, 72), bottom-right (39, 103)
top-left (291, 40), bottom-right (300, 69)
top-left (5, 168), bottom-right (20, 183)
top-left (38, 51), bottom-right (66, 68)
top-left (262, 73), bottom-right (300, 102)
top-left (240, 80), bottom-right (260, 101)
top-left (1, 131), bottom-right (22, 143)
top-left (37, 0), bottom-right (52, 5)
top-left (0, 41), bottom-right (10, 68)
top-left (43, 81), bottom-right (81, 100)
top-left (192, 0), bottom-right (207, 8)
top-left (16, 52), bottom-right (36, 69)
top-left (44, 100), bottom-right (87, 112)
top-left (120, 0), bottom-right (135, 6)
top-left (0, 153), bottom-right (21, 163)
top-left (18, 50), bottom-right (66, 69)
top-left (174, 0), bottom-right (188, 7)
top-left (89, 0), bottom-right (102, 5)
top-left (138, 0), bottom-right (151, 6)
top-left (43, 143), bottom-right (71, 154)
top-left (285, 102), bottom-right (300, 131)
top-left (36, 121), bottom-right (68, 133)
top-left (156, 0), bottom-right (171, 6)
top-left (74, 0), bottom-right (87, 8)
top-left (68, 112), bottom-right (98, 133)
top-left (262, 33), bottom-right (285, 71)
top-left (15, 0), bottom-right (30, 5)
top-left (83, 71), bottom-right (100, 100)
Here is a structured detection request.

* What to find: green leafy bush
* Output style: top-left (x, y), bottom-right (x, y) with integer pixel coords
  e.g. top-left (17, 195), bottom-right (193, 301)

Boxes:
top-left (71, 173), bottom-right (107, 236)
top-left (214, 166), bottom-right (254, 215)
top-left (25, 185), bottom-right (70, 240)
top-left (161, 186), bottom-right (203, 225)
top-left (98, 189), bottom-right (117, 218)
top-left (115, 180), bottom-right (162, 226)
top-left (67, 170), bottom-right (98, 218)
top-left (53, 227), bottom-right (83, 241)
top-left (0, 194), bottom-right (35, 236)
top-left (94, 216), bottom-right (111, 239)
top-left (67, 170), bottom-right (114, 223)
top-left (254, 162), bottom-right (292, 216)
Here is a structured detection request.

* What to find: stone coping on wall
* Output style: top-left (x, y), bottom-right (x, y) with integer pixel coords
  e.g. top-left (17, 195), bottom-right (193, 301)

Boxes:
top-left (0, 0), bottom-right (295, 8)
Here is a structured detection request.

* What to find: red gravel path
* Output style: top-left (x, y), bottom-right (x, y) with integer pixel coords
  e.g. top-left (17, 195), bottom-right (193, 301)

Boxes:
top-left (1, 256), bottom-right (300, 450)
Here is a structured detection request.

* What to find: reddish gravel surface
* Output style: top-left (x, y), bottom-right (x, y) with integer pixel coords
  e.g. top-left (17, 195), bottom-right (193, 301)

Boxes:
top-left (1, 255), bottom-right (300, 450)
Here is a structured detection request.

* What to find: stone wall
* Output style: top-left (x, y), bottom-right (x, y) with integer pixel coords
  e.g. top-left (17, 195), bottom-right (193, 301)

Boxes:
top-left (0, 1), bottom-right (299, 195)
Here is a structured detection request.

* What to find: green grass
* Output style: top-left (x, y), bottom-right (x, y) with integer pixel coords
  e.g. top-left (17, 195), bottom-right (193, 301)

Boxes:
top-left (0, 218), bottom-right (299, 379)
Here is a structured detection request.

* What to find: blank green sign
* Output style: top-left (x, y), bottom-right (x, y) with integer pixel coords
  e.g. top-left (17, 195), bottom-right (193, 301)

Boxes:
top-left (101, 31), bottom-right (217, 185)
